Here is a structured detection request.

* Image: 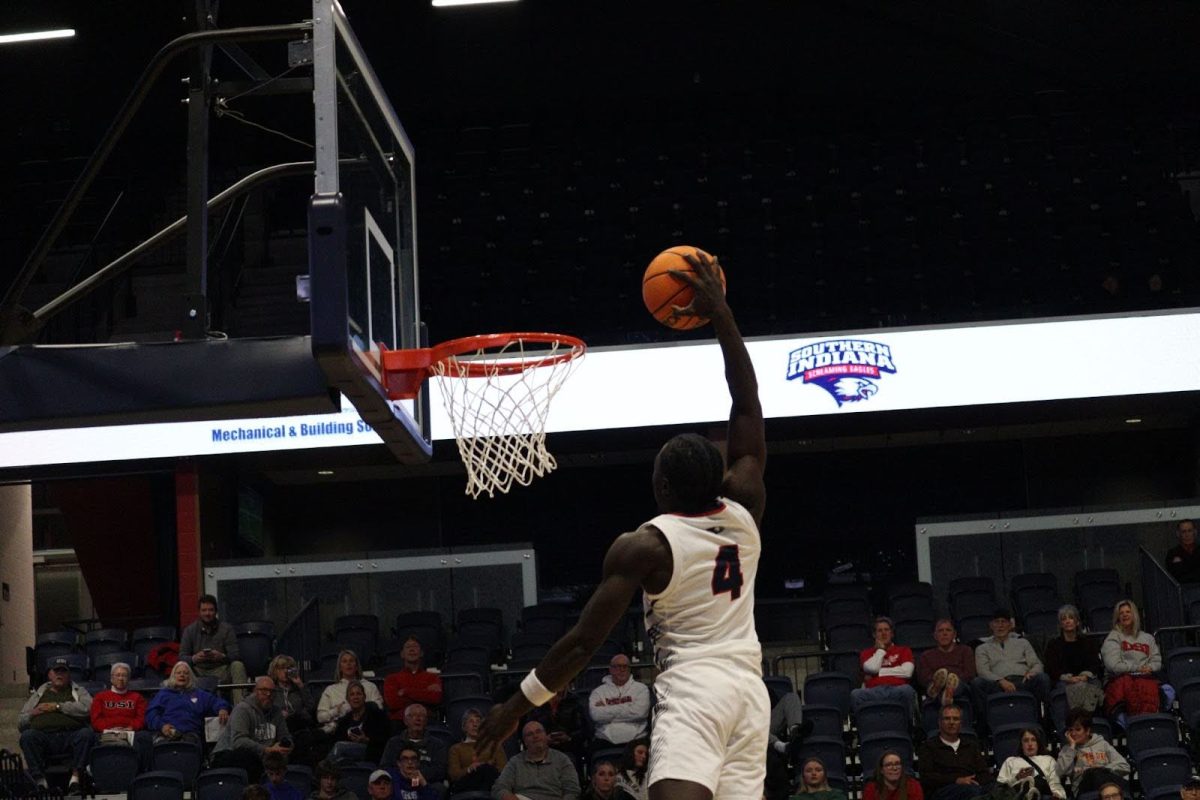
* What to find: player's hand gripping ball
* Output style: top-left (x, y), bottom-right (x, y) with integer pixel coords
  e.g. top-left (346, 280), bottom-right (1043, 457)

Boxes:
top-left (642, 245), bottom-right (727, 330)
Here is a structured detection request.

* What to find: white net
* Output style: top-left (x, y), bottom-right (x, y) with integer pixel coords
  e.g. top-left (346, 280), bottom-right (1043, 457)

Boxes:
top-left (430, 336), bottom-right (584, 498)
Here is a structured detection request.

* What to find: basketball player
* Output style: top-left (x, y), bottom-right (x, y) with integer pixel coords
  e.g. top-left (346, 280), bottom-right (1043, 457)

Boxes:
top-left (478, 250), bottom-right (767, 800)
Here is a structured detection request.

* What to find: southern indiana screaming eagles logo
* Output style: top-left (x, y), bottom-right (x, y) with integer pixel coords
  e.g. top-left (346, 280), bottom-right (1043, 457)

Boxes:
top-left (787, 339), bottom-right (898, 406)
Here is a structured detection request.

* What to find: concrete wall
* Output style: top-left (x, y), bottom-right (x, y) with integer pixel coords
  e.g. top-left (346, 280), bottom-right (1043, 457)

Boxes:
top-left (0, 484), bottom-right (34, 694)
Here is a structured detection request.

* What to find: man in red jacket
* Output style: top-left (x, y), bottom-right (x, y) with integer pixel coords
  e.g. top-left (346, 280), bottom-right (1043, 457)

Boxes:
top-left (89, 662), bottom-right (152, 769)
top-left (383, 638), bottom-right (443, 724)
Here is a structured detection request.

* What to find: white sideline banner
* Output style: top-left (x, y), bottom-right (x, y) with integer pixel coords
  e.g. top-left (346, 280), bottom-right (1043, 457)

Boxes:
top-left (1, 309), bottom-right (1198, 468)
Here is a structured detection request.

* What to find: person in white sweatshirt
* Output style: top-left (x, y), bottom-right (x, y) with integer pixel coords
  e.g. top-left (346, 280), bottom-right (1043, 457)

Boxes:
top-left (850, 617), bottom-right (917, 717)
top-left (1101, 600), bottom-right (1163, 721)
top-left (996, 727), bottom-right (1067, 800)
top-left (588, 654), bottom-right (650, 751)
top-left (316, 649), bottom-right (384, 734)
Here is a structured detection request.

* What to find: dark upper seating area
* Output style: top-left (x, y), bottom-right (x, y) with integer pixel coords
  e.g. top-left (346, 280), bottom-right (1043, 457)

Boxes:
top-left (414, 93), bottom-right (1200, 346)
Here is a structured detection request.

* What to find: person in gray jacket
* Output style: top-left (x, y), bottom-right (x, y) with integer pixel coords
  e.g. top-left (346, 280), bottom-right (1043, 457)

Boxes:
top-left (972, 608), bottom-right (1050, 701)
top-left (211, 676), bottom-right (292, 782)
top-left (180, 594), bottom-right (249, 703)
top-left (493, 721), bottom-right (581, 800)
top-left (1054, 709), bottom-right (1130, 795)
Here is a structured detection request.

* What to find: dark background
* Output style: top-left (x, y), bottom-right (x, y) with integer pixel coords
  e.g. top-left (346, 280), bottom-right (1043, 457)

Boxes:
top-left (5, 1), bottom-right (1200, 605)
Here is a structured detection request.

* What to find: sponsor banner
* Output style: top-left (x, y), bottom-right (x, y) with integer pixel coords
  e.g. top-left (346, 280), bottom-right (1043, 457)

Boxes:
top-left (1, 310), bottom-right (1198, 468)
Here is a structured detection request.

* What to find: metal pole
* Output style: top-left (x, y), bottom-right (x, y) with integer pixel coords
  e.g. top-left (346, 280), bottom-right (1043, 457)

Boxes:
top-left (182, 0), bottom-right (217, 339)
top-left (0, 21), bottom-right (313, 344)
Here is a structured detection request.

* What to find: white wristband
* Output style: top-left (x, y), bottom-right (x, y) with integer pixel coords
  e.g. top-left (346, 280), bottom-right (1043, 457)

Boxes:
top-left (520, 669), bottom-right (555, 707)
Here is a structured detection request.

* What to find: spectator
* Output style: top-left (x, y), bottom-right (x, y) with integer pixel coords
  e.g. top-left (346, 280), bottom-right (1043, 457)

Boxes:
top-left (17, 657), bottom-right (94, 792)
top-left (317, 650), bottom-right (384, 735)
top-left (1054, 709), bottom-right (1129, 795)
top-left (145, 660), bottom-right (230, 744)
top-left (330, 680), bottom-right (391, 764)
top-left (448, 707), bottom-right (507, 793)
top-left (367, 769), bottom-right (394, 800)
top-left (1042, 605), bottom-right (1103, 713)
top-left (90, 660), bottom-right (152, 769)
top-left (613, 738), bottom-right (649, 800)
top-left (179, 594), bottom-right (249, 703)
top-left (790, 757), bottom-right (848, 800)
top-left (864, 749), bottom-right (923, 800)
top-left (211, 675), bottom-right (293, 783)
top-left (269, 654), bottom-right (323, 766)
top-left (916, 705), bottom-right (991, 800)
top-left (311, 760), bottom-right (358, 800)
top-left (492, 720), bottom-right (581, 800)
top-left (382, 638), bottom-right (443, 723)
top-left (1101, 599), bottom-right (1163, 722)
top-left (380, 704), bottom-right (447, 785)
top-left (588, 655), bottom-right (650, 751)
top-left (766, 681), bottom-right (812, 800)
top-left (387, 744), bottom-right (441, 800)
top-left (917, 620), bottom-right (976, 709)
top-left (262, 751), bottom-right (306, 800)
top-left (1179, 777), bottom-right (1200, 800)
top-left (851, 616), bottom-right (917, 716)
top-left (1098, 782), bottom-right (1126, 800)
top-left (1165, 520), bottom-right (1200, 583)
top-left (995, 727), bottom-right (1067, 800)
top-left (582, 760), bottom-right (620, 800)
top-left (527, 687), bottom-right (589, 768)
top-left (972, 608), bottom-right (1049, 701)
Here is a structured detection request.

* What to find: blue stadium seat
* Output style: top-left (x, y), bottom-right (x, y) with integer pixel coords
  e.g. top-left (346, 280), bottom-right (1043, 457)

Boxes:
top-left (854, 699), bottom-right (910, 739)
top-left (196, 768), bottom-right (248, 800)
top-left (1165, 647), bottom-right (1200, 688)
top-left (801, 704), bottom-right (843, 739)
top-left (985, 691), bottom-right (1039, 731)
top-left (338, 763), bottom-right (373, 800)
top-left (1134, 747), bottom-right (1192, 794)
top-left (84, 628), bottom-right (129, 662)
top-left (152, 740), bottom-right (202, 786)
top-left (285, 765), bottom-right (314, 795)
top-left (89, 743), bottom-right (141, 794)
top-left (803, 672), bottom-right (853, 720)
top-left (1125, 713), bottom-right (1181, 760)
top-left (989, 723), bottom-right (1029, 766)
top-left (129, 771), bottom-right (186, 800)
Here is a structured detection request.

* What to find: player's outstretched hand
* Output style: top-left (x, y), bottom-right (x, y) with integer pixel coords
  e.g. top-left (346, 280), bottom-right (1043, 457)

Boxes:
top-left (668, 251), bottom-right (728, 325)
top-left (476, 702), bottom-right (519, 757)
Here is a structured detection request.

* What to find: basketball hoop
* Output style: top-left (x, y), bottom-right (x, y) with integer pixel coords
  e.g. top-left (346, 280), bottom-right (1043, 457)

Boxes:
top-left (381, 332), bottom-right (586, 498)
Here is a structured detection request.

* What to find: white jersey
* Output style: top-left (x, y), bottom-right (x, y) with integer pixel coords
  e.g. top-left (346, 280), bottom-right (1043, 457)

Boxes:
top-left (642, 497), bottom-right (762, 672)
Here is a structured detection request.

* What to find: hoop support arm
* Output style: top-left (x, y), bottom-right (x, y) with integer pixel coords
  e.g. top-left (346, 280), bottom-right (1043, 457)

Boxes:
top-left (380, 346), bottom-right (434, 400)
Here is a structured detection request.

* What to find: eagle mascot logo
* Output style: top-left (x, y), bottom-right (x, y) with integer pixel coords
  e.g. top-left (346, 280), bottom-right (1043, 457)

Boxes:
top-left (786, 339), bottom-right (897, 407)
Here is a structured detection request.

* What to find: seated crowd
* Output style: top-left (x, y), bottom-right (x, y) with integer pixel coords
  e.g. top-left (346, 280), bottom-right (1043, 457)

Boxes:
top-left (17, 590), bottom-right (1191, 800)
top-left (780, 596), bottom-right (1187, 800)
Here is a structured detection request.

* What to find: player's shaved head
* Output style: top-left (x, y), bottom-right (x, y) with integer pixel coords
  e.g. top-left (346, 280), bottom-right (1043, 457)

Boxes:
top-left (654, 433), bottom-right (724, 514)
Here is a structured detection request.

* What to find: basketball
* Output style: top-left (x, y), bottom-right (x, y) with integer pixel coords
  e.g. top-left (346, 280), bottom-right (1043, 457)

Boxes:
top-left (642, 246), bottom-right (727, 330)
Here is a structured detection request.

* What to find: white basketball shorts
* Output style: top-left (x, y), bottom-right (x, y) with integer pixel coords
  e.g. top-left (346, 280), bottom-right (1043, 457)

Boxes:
top-left (647, 657), bottom-right (770, 799)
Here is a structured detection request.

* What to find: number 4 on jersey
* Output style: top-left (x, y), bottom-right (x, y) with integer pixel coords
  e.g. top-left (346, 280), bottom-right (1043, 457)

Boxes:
top-left (711, 544), bottom-right (743, 600)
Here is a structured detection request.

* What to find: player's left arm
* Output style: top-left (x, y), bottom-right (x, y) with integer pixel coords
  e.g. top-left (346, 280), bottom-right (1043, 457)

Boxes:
top-left (476, 528), bottom-right (667, 753)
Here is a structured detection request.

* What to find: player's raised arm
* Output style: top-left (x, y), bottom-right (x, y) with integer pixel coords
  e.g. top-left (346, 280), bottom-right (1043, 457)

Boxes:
top-left (673, 252), bottom-right (766, 525)
top-left (475, 528), bottom-right (669, 754)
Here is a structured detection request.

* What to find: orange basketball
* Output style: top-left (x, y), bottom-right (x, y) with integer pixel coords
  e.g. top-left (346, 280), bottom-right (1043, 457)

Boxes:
top-left (642, 245), bottom-right (727, 330)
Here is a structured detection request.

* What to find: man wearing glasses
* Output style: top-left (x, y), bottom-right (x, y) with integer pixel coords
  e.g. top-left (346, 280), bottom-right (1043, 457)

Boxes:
top-left (916, 706), bottom-right (993, 800)
top-left (1098, 781), bottom-right (1126, 800)
top-left (588, 654), bottom-right (650, 753)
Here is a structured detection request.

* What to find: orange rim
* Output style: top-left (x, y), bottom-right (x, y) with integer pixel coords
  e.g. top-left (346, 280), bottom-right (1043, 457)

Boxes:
top-left (428, 332), bottom-right (586, 377)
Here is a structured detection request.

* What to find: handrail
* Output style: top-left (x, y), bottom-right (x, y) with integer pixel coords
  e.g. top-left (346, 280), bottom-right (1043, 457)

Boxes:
top-left (1, 21), bottom-right (313, 336)
top-left (1140, 545), bottom-right (1185, 633)
top-left (34, 161), bottom-right (316, 323)
top-left (277, 597), bottom-right (322, 673)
